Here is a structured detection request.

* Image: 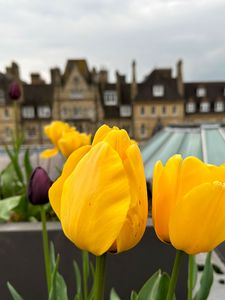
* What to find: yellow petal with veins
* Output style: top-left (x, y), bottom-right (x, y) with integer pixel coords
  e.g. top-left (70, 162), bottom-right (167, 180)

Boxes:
top-left (40, 147), bottom-right (58, 158)
top-left (170, 181), bottom-right (225, 254)
top-left (116, 143), bottom-right (148, 252)
top-left (60, 142), bottom-right (130, 256)
top-left (49, 145), bottom-right (91, 218)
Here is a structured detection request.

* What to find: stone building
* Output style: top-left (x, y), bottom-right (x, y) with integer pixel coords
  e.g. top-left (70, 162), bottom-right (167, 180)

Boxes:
top-left (133, 60), bottom-right (184, 141)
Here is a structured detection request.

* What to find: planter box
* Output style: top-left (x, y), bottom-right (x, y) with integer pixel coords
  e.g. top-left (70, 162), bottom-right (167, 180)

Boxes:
top-left (0, 221), bottom-right (188, 300)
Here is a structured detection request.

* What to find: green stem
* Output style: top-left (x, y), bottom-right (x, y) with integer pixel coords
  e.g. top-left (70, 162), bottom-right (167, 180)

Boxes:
top-left (82, 251), bottom-right (89, 300)
top-left (40, 206), bottom-right (51, 294)
top-left (166, 250), bottom-right (184, 300)
top-left (94, 253), bottom-right (107, 300)
top-left (188, 255), bottom-right (194, 300)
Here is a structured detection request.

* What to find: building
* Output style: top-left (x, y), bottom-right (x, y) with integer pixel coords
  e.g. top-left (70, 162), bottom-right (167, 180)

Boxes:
top-left (1, 58), bottom-right (225, 145)
top-left (133, 60), bottom-right (184, 141)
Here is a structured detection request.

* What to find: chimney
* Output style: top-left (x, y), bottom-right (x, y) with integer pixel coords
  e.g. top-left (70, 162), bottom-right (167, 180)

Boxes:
top-left (131, 60), bottom-right (138, 100)
top-left (50, 68), bottom-right (61, 85)
top-left (5, 61), bottom-right (20, 79)
top-left (176, 59), bottom-right (184, 97)
top-left (98, 69), bottom-right (108, 86)
top-left (31, 73), bottom-right (45, 85)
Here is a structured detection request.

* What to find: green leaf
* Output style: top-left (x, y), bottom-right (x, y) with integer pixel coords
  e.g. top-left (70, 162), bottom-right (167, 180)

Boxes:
top-left (137, 270), bottom-right (173, 300)
top-left (73, 260), bottom-right (82, 298)
top-left (110, 288), bottom-right (121, 300)
top-left (5, 145), bottom-right (24, 185)
top-left (130, 290), bottom-right (138, 300)
top-left (48, 245), bottom-right (68, 300)
top-left (7, 282), bottom-right (24, 300)
top-left (0, 163), bottom-right (21, 198)
top-left (24, 149), bottom-right (33, 184)
top-left (193, 252), bottom-right (214, 300)
top-left (0, 196), bottom-right (21, 221)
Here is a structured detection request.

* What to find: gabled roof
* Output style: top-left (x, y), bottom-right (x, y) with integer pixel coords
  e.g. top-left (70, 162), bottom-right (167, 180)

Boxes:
top-left (62, 59), bottom-right (91, 85)
top-left (23, 84), bottom-right (54, 106)
top-left (135, 69), bottom-right (181, 101)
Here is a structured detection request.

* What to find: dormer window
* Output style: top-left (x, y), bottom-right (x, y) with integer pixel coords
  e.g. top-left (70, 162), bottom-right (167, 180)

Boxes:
top-left (196, 87), bottom-right (206, 97)
top-left (214, 101), bottom-right (224, 112)
top-left (38, 106), bottom-right (51, 118)
top-left (22, 106), bottom-right (35, 118)
top-left (104, 91), bottom-right (118, 106)
top-left (153, 85), bottom-right (164, 97)
top-left (186, 102), bottom-right (196, 113)
top-left (200, 101), bottom-right (210, 113)
top-left (70, 90), bottom-right (84, 100)
top-left (120, 105), bottom-right (131, 117)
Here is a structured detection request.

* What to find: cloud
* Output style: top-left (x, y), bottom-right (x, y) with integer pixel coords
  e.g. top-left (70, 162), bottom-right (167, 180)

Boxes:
top-left (0, 0), bottom-right (224, 83)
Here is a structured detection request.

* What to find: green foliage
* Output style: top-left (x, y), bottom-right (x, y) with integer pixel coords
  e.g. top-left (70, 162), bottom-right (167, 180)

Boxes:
top-left (7, 282), bottom-right (24, 300)
top-left (193, 252), bottom-right (214, 300)
top-left (0, 196), bottom-right (21, 221)
top-left (110, 288), bottom-right (121, 300)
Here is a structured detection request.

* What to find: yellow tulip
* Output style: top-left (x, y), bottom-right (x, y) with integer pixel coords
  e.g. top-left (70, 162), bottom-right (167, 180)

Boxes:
top-left (49, 124), bottom-right (148, 256)
top-left (40, 121), bottom-right (71, 158)
top-left (58, 129), bottom-right (91, 158)
top-left (152, 154), bottom-right (225, 254)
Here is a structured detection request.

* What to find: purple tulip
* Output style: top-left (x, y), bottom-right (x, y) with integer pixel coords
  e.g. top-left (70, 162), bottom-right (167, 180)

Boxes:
top-left (28, 167), bottom-right (53, 205)
top-left (8, 81), bottom-right (21, 100)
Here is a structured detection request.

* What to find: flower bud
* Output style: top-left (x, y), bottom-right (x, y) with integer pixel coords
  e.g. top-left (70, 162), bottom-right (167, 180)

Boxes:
top-left (28, 167), bottom-right (53, 205)
top-left (8, 81), bottom-right (21, 101)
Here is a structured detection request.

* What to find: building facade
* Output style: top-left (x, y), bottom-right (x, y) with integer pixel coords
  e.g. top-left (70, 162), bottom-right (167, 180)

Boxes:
top-left (1, 59), bottom-right (225, 145)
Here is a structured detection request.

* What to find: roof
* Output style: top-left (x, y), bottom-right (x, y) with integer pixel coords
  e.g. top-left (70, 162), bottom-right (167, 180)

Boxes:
top-left (135, 69), bottom-right (181, 102)
top-left (62, 59), bottom-right (91, 85)
top-left (23, 84), bottom-right (54, 106)
top-left (141, 124), bottom-right (225, 180)
top-left (185, 82), bottom-right (225, 102)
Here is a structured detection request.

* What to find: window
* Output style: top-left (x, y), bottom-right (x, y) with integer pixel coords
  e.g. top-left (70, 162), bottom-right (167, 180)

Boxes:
top-left (22, 106), bottom-right (35, 118)
top-left (172, 105), bottom-right (177, 115)
top-left (162, 106), bottom-right (166, 115)
top-left (140, 124), bottom-right (146, 136)
top-left (196, 87), bottom-right (206, 97)
top-left (61, 107), bottom-right (68, 118)
top-left (70, 90), bottom-right (84, 100)
top-left (153, 85), bottom-right (164, 97)
top-left (104, 91), bottom-right (118, 106)
top-left (151, 106), bottom-right (156, 115)
top-left (26, 127), bottom-right (36, 137)
top-left (140, 106), bottom-right (145, 115)
top-left (5, 127), bottom-right (11, 137)
top-left (200, 101), bottom-right (210, 113)
top-left (214, 101), bottom-right (224, 112)
top-left (38, 106), bottom-right (51, 118)
top-left (120, 105), bottom-right (131, 117)
top-left (186, 102), bottom-right (196, 113)
top-left (73, 107), bottom-right (82, 118)
top-left (4, 108), bottom-right (10, 119)
top-left (0, 90), bottom-right (5, 104)
top-left (74, 76), bottom-right (80, 85)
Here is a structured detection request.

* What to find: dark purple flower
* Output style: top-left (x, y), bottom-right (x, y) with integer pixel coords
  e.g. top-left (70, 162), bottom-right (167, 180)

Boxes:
top-left (28, 167), bottom-right (53, 205)
top-left (8, 81), bottom-right (21, 101)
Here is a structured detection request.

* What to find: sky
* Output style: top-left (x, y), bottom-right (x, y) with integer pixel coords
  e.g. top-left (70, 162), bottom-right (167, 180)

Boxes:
top-left (0, 0), bottom-right (224, 83)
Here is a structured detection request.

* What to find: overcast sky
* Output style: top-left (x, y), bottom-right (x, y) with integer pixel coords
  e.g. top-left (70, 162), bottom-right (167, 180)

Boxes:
top-left (0, 0), bottom-right (224, 83)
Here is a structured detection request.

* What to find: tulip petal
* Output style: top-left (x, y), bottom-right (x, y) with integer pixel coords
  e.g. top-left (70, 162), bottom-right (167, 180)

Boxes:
top-left (177, 156), bottom-right (210, 200)
top-left (49, 145), bottom-right (91, 218)
top-left (58, 131), bottom-right (82, 157)
top-left (103, 129), bottom-right (131, 161)
top-left (40, 147), bottom-right (58, 158)
top-left (153, 154), bottom-right (182, 243)
top-left (170, 181), bottom-right (225, 254)
top-left (92, 124), bottom-right (112, 145)
top-left (152, 160), bottom-right (164, 226)
top-left (60, 141), bottom-right (130, 256)
top-left (116, 143), bottom-right (148, 252)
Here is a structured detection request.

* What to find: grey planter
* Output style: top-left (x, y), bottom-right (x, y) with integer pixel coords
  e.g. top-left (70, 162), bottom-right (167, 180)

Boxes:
top-left (0, 221), bottom-right (188, 300)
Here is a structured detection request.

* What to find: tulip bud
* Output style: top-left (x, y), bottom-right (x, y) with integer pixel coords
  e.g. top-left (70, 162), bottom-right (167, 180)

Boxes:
top-left (8, 81), bottom-right (21, 101)
top-left (28, 167), bottom-right (53, 205)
